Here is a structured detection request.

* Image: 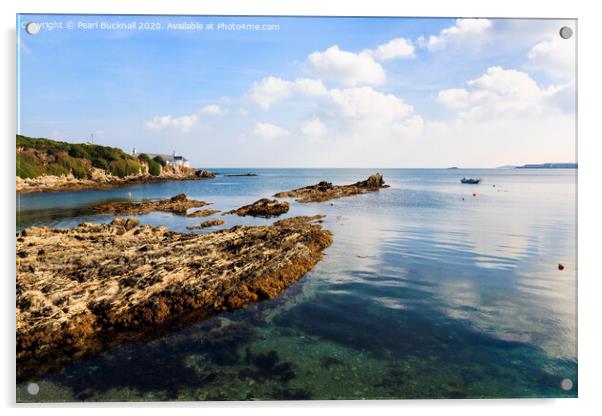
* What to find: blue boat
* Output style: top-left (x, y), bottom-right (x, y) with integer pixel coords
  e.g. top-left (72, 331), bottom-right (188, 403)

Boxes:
top-left (461, 177), bottom-right (481, 184)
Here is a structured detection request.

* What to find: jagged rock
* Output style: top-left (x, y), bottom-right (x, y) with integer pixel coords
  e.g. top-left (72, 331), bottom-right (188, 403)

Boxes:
top-left (187, 209), bottom-right (221, 218)
top-left (186, 219), bottom-right (225, 230)
top-left (355, 173), bottom-right (385, 188)
top-left (274, 173), bottom-right (390, 203)
top-left (226, 198), bottom-right (289, 218)
top-left (195, 169), bottom-right (216, 178)
top-left (92, 194), bottom-right (208, 215)
top-left (16, 215), bottom-right (332, 374)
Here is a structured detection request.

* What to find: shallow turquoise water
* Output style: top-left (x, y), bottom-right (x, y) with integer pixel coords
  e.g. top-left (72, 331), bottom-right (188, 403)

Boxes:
top-left (16, 168), bottom-right (577, 401)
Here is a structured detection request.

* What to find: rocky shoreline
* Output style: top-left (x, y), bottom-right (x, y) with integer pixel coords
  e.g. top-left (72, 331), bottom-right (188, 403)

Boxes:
top-left (16, 216), bottom-right (332, 375)
top-left (16, 174), bottom-right (389, 378)
top-left (93, 193), bottom-right (208, 216)
top-left (16, 168), bottom-right (215, 194)
top-left (274, 173), bottom-right (389, 203)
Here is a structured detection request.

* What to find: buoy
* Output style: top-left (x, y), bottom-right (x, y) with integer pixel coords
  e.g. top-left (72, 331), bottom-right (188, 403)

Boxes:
top-left (128, 191), bottom-right (132, 198)
top-left (472, 193), bottom-right (477, 197)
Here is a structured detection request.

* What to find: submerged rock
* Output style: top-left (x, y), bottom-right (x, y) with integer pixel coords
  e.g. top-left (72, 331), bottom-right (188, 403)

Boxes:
top-left (16, 215), bottom-right (331, 372)
top-left (226, 198), bottom-right (290, 218)
top-left (187, 209), bottom-right (221, 218)
top-left (186, 219), bottom-right (225, 230)
top-left (274, 173), bottom-right (390, 203)
top-left (92, 193), bottom-right (208, 215)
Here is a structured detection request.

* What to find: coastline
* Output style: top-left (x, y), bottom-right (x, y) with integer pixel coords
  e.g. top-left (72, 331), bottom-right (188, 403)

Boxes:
top-left (16, 174), bottom-right (388, 378)
top-left (16, 170), bottom-right (216, 194)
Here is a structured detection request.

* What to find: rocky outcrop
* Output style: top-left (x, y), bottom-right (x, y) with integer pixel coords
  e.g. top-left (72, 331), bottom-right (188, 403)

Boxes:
top-left (226, 198), bottom-right (290, 218)
top-left (195, 169), bottom-right (216, 179)
top-left (93, 193), bottom-right (208, 216)
top-left (186, 219), bottom-right (225, 230)
top-left (274, 173), bottom-right (390, 203)
top-left (187, 209), bottom-right (221, 218)
top-left (16, 216), bottom-right (332, 374)
top-left (16, 168), bottom-right (216, 194)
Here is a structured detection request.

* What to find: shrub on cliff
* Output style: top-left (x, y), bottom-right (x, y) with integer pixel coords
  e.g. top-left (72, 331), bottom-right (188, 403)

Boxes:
top-left (92, 158), bottom-right (109, 170)
top-left (16, 135), bottom-right (141, 179)
top-left (16, 153), bottom-right (43, 178)
top-left (153, 155), bottom-right (167, 167)
top-left (109, 159), bottom-right (142, 178)
top-left (147, 159), bottom-right (161, 176)
top-left (137, 153), bottom-right (161, 176)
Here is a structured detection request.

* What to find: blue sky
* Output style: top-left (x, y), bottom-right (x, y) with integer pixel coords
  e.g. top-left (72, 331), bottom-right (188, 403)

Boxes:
top-left (18, 15), bottom-right (576, 167)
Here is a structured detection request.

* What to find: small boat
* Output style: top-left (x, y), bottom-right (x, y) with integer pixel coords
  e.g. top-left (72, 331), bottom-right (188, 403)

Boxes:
top-left (461, 177), bottom-right (481, 184)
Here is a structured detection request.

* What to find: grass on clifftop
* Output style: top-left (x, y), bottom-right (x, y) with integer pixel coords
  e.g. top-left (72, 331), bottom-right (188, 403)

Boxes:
top-left (16, 135), bottom-right (150, 179)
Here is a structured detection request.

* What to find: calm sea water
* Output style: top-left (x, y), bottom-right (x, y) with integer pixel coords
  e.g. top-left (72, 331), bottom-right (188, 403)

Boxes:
top-left (16, 168), bottom-right (577, 401)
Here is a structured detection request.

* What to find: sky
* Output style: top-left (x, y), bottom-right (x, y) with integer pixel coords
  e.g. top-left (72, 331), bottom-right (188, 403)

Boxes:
top-left (17, 15), bottom-right (576, 168)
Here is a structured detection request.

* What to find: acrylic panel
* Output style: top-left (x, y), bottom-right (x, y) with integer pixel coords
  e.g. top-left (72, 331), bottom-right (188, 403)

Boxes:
top-left (16, 14), bottom-right (577, 402)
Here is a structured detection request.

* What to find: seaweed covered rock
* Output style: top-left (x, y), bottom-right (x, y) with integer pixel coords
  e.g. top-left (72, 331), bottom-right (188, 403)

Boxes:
top-left (187, 209), bottom-right (221, 218)
top-left (186, 219), bottom-right (225, 230)
top-left (274, 173), bottom-right (389, 203)
top-left (93, 193), bottom-right (208, 215)
top-left (16, 215), bottom-right (332, 373)
top-left (226, 198), bottom-right (289, 218)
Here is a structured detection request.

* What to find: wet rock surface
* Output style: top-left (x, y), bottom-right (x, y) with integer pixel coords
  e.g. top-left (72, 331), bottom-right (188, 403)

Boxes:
top-left (187, 209), bottom-right (221, 218)
top-left (226, 198), bottom-right (290, 218)
top-left (93, 193), bottom-right (208, 216)
top-left (274, 173), bottom-right (390, 203)
top-left (186, 219), bottom-right (225, 230)
top-left (16, 215), bottom-right (332, 374)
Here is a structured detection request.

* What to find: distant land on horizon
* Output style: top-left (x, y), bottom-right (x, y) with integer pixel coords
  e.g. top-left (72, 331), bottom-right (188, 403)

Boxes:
top-left (512, 163), bottom-right (578, 169)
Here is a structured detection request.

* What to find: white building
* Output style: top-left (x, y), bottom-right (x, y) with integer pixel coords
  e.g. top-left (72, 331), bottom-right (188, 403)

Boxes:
top-left (132, 148), bottom-right (190, 168)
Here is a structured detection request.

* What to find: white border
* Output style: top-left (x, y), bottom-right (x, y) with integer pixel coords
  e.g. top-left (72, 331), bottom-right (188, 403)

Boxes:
top-left (3, 1), bottom-right (601, 415)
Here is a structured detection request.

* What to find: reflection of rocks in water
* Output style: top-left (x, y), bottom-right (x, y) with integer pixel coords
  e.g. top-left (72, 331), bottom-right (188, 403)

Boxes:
top-left (239, 348), bottom-right (296, 383)
top-left (40, 320), bottom-right (258, 400)
top-left (319, 356), bottom-right (343, 369)
top-left (198, 322), bottom-right (258, 365)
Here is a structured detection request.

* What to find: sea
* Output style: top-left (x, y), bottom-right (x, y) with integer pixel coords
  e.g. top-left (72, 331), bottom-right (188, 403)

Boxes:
top-left (16, 168), bottom-right (578, 401)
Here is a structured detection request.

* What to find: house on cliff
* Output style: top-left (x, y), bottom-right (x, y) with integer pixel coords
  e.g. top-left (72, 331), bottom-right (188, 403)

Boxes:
top-left (131, 148), bottom-right (190, 168)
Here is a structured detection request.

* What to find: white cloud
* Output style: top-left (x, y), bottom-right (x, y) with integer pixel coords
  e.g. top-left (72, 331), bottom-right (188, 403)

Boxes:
top-left (368, 37), bottom-right (415, 60)
top-left (246, 76), bottom-right (293, 110)
top-left (144, 103), bottom-right (226, 132)
top-left (420, 18), bottom-right (492, 51)
top-left (200, 104), bottom-right (226, 115)
top-left (293, 78), bottom-right (329, 96)
top-left (437, 66), bottom-right (572, 122)
top-left (300, 117), bottom-right (328, 141)
top-left (328, 86), bottom-right (414, 122)
top-left (144, 114), bottom-right (198, 133)
top-left (527, 36), bottom-right (575, 80)
top-left (246, 76), bottom-right (328, 109)
top-left (251, 122), bottom-right (290, 141)
top-left (306, 45), bottom-right (386, 86)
